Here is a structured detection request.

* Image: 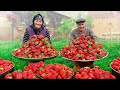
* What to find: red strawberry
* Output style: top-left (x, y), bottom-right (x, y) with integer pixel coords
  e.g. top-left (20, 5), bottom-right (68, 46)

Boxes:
top-left (104, 71), bottom-right (111, 79)
top-left (0, 67), bottom-right (4, 71)
top-left (110, 75), bottom-right (116, 79)
top-left (41, 73), bottom-right (46, 79)
top-left (60, 70), bottom-right (67, 79)
top-left (97, 44), bottom-right (103, 49)
top-left (58, 75), bottom-right (62, 79)
top-left (79, 68), bottom-right (84, 74)
top-left (22, 71), bottom-right (28, 79)
top-left (0, 60), bottom-right (5, 65)
top-left (4, 60), bottom-right (12, 64)
top-left (74, 73), bottom-right (81, 79)
top-left (93, 71), bottom-right (100, 79)
top-left (112, 65), bottom-right (119, 71)
top-left (84, 67), bottom-right (91, 74)
top-left (0, 70), bottom-right (3, 74)
top-left (52, 73), bottom-right (58, 79)
top-left (112, 61), bottom-right (120, 66)
top-left (46, 72), bottom-right (53, 79)
top-left (16, 73), bottom-right (23, 79)
top-left (117, 58), bottom-right (120, 61)
top-left (4, 66), bottom-right (10, 72)
top-left (81, 72), bottom-right (89, 79)
top-left (5, 73), bottom-right (13, 79)
top-left (12, 71), bottom-right (19, 78)
top-left (66, 70), bottom-right (73, 79)
top-left (88, 72), bottom-right (95, 79)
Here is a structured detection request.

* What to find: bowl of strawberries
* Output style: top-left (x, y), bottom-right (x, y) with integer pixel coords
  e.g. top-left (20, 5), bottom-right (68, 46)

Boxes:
top-left (37, 63), bottom-right (74, 79)
top-left (110, 57), bottom-right (120, 79)
top-left (60, 34), bottom-right (108, 62)
top-left (12, 35), bottom-right (59, 61)
top-left (0, 58), bottom-right (14, 78)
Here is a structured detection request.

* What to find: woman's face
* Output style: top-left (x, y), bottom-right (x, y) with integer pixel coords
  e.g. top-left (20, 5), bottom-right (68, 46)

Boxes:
top-left (34, 19), bottom-right (42, 29)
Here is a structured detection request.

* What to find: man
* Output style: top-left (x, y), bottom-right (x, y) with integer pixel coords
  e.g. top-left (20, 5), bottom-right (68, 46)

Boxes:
top-left (70, 18), bottom-right (98, 72)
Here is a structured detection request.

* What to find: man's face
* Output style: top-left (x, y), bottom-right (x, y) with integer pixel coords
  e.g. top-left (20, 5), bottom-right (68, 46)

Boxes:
top-left (34, 19), bottom-right (42, 29)
top-left (77, 22), bottom-right (85, 31)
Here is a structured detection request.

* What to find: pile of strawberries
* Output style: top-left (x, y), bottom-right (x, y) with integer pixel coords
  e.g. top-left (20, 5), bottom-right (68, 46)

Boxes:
top-left (37, 63), bottom-right (74, 79)
top-left (12, 35), bottom-right (58, 58)
top-left (24, 60), bottom-right (45, 75)
top-left (5, 61), bottom-right (74, 79)
top-left (5, 70), bottom-right (37, 79)
top-left (74, 66), bottom-right (116, 79)
top-left (60, 34), bottom-right (107, 61)
top-left (0, 58), bottom-right (14, 75)
top-left (5, 61), bottom-right (45, 79)
top-left (111, 57), bottom-right (120, 73)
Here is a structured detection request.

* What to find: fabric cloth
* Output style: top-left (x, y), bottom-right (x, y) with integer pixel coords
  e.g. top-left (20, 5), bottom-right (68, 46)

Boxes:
top-left (23, 26), bottom-right (51, 44)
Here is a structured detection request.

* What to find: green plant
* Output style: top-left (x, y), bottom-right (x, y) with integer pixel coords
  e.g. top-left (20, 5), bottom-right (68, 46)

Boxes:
top-left (84, 13), bottom-right (94, 28)
top-left (56, 18), bottom-right (76, 38)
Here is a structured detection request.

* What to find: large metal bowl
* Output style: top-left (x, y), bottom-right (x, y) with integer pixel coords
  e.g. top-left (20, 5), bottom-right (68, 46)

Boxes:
top-left (60, 52), bottom-right (108, 62)
top-left (110, 62), bottom-right (120, 79)
top-left (12, 53), bottom-right (59, 61)
top-left (0, 62), bottom-right (14, 79)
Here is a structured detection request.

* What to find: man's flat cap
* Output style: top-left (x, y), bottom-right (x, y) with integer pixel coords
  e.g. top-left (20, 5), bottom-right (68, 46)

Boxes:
top-left (76, 18), bottom-right (86, 24)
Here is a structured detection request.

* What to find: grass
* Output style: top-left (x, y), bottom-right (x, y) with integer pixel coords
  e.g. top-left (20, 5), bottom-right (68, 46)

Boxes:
top-left (0, 38), bottom-right (120, 72)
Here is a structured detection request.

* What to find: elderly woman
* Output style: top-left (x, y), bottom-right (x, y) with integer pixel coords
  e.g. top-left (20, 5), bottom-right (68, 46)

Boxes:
top-left (23, 13), bottom-right (51, 44)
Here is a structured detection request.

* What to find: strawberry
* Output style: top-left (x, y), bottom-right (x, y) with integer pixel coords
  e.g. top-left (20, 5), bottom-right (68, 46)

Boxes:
top-left (0, 67), bottom-right (4, 71)
top-left (4, 60), bottom-right (12, 64)
top-left (110, 75), bottom-right (116, 79)
top-left (4, 66), bottom-right (10, 72)
top-left (52, 73), bottom-right (58, 79)
top-left (93, 71), bottom-right (100, 79)
top-left (112, 65), bottom-right (119, 71)
top-left (46, 72), bottom-right (53, 79)
top-left (84, 67), bottom-right (91, 74)
top-left (16, 73), bottom-right (23, 79)
top-left (58, 75), bottom-right (62, 79)
top-left (88, 72), bottom-right (95, 79)
top-left (60, 70), bottom-right (67, 79)
top-left (73, 55), bottom-right (79, 60)
top-left (97, 44), bottom-right (103, 49)
top-left (112, 61), bottom-right (120, 66)
top-left (5, 73), bottom-right (13, 79)
top-left (0, 60), bottom-right (5, 65)
top-left (41, 73), bottom-right (46, 79)
top-left (117, 58), bottom-right (120, 61)
top-left (81, 72), bottom-right (88, 78)
top-left (104, 71), bottom-right (111, 79)
top-left (12, 71), bottom-right (19, 78)
top-left (79, 68), bottom-right (84, 74)
top-left (74, 73), bottom-right (81, 79)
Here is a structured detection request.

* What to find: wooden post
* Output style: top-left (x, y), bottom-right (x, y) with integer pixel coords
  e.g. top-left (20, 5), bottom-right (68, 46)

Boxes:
top-left (12, 19), bottom-right (14, 41)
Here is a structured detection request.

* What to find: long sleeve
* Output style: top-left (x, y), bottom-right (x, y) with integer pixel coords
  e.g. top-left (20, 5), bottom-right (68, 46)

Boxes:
top-left (89, 29), bottom-right (98, 41)
top-left (70, 30), bottom-right (76, 41)
top-left (45, 29), bottom-right (51, 44)
top-left (22, 30), bottom-right (29, 44)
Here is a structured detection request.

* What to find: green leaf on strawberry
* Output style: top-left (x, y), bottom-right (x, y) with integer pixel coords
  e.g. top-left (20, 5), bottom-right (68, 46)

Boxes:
top-left (77, 54), bottom-right (81, 58)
